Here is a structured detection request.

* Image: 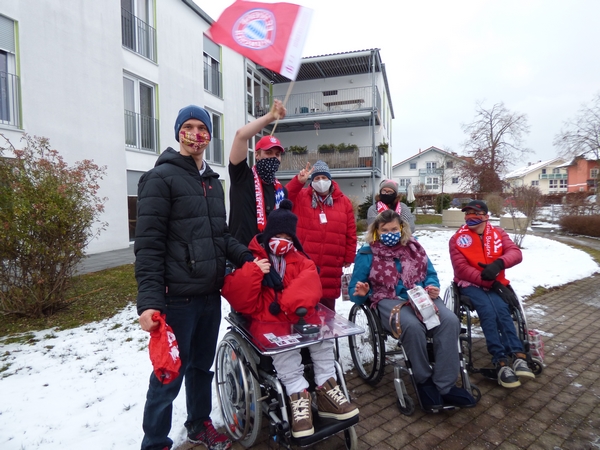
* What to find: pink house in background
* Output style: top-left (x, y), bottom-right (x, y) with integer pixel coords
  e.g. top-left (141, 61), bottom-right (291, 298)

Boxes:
top-left (562, 154), bottom-right (599, 193)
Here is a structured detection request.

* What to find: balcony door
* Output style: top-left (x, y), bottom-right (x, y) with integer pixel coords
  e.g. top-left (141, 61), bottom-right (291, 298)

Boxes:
top-left (124, 74), bottom-right (157, 153)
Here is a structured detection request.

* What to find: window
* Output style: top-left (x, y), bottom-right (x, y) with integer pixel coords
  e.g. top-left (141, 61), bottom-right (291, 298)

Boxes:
top-left (552, 168), bottom-right (560, 174)
top-left (541, 168), bottom-right (547, 175)
top-left (409, 163), bottom-right (417, 170)
top-left (247, 65), bottom-right (271, 117)
top-left (446, 161), bottom-right (454, 169)
top-left (127, 170), bottom-right (145, 240)
top-left (549, 179), bottom-right (558, 189)
top-left (0, 15), bottom-right (19, 128)
top-left (323, 90), bottom-right (338, 96)
top-left (591, 168), bottom-right (599, 179)
top-left (204, 36), bottom-right (222, 97)
top-left (531, 180), bottom-right (539, 186)
top-left (452, 177), bottom-right (459, 184)
top-left (123, 73), bottom-right (158, 153)
top-left (121, 0), bottom-right (156, 61)
top-left (205, 111), bottom-right (223, 165)
top-left (426, 162), bottom-right (437, 170)
top-left (559, 179), bottom-right (567, 189)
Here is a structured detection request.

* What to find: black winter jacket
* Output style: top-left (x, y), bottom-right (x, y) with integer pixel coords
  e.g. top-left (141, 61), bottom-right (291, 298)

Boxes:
top-left (135, 148), bottom-right (251, 315)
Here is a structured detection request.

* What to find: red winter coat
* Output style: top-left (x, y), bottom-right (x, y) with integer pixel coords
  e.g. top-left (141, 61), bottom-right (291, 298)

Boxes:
top-left (286, 176), bottom-right (357, 300)
top-left (449, 224), bottom-right (523, 289)
top-left (221, 235), bottom-right (323, 324)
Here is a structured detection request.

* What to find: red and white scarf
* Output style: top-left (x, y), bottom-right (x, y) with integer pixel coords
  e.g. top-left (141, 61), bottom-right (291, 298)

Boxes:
top-left (252, 166), bottom-right (285, 232)
top-left (369, 238), bottom-right (429, 307)
top-left (376, 201), bottom-right (402, 216)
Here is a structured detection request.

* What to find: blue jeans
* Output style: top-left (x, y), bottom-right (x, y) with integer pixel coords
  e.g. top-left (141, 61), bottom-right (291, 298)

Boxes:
top-left (460, 286), bottom-right (524, 365)
top-left (141, 294), bottom-right (222, 450)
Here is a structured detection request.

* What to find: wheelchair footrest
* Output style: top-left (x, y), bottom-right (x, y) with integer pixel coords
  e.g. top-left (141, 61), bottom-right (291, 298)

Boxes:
top-left (290, 414), bottom-right (359, 446)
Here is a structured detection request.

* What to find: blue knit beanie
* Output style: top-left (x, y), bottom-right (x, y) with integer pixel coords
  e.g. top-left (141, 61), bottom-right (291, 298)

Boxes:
top-left (174, 105), bottom-right (212, 141)
top-left (311, 160), bottom-right (331, 180)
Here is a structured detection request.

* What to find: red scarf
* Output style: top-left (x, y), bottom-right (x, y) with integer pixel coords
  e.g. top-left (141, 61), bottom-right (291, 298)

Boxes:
top-left (376, 201), bottom-right (402, 216)
top-left (369, 238), bottom-right (429, 307)
top-left (454, 222), bottom-right (509, 285)
top-left (252, 166), bottom-right (284, 232)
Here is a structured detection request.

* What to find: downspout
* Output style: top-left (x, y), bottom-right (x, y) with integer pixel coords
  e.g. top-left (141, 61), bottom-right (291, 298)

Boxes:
top-left (371, 50), bottom-right (376, 201)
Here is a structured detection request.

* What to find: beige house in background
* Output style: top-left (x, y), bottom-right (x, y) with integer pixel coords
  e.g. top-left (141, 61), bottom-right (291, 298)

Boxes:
top-left (504, 157), bottom-right (567, 195)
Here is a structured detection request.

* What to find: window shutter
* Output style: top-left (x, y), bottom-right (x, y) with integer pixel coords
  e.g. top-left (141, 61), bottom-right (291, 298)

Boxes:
top-left (203, 35), bottom-right (220, 62)
top-left (0, 15), bottom-right (15, 53)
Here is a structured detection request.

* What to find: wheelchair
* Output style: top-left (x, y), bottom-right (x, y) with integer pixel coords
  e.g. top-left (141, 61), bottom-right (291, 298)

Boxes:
top-left (347, 299), bottom-right (481, 415)
top-left (443, 282), bottom-right (543, 380)
top-left (214, 305), bottom-right (363, 449)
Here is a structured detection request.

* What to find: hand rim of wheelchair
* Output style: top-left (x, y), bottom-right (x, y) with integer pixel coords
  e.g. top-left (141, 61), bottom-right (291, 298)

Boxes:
top-left (215, 331), bottom-right (263, 448)
top-left (347, 303), bottom-right (386, 385)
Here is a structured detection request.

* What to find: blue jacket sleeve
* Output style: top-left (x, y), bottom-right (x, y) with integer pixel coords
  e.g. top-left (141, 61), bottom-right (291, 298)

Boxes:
top-left (349, 245), bottom-right (372, 305)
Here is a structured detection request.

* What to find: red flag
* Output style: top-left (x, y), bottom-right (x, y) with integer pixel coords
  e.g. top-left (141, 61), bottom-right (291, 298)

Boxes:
top-left (148, 312), bottom-right (181, 384)
top-left (209, 1), bottom-right (312, 80)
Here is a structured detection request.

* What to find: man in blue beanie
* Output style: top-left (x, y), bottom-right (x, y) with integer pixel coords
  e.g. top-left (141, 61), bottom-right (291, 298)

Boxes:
top-left (135, 105), bottom-right (252, 450)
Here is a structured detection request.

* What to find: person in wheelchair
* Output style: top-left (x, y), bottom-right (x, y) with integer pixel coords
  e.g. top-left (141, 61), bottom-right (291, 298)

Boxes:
top-left (221, 199), bottom-right (359, 439)
top-left (349, 209), bottom-right (477, 410)
top-left (449, 200), bottom-right (535, 388)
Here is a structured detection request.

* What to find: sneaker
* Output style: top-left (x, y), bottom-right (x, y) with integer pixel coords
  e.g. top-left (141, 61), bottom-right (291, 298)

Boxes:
top-left (188, 420), bottom-right (232, 450)
top-left (289, 390), bottom-right (314, 438)
top-left (513, 355), bottom-right (536, 380)
top-left (441, 386), bottom-right (477, 408)
top-left (416, 378), bottom-right (443, 409)
top-left (496, 360), bottom-right (521, 388)
top-left (316, 377), bottom-right (359, 420)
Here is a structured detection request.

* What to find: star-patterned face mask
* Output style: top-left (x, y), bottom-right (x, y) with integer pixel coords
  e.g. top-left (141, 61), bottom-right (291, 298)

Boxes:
top-left (380, 231), bottom-right (401, 247)
top-left (269, 237), bottom-right (294, 255)
top-left (255, 157), bottom-right (281, 184)
top-left (179, 130), bottom-right (211, 150)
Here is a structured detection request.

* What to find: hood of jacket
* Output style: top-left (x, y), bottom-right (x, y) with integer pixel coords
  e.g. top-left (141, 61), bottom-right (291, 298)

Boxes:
top-left (155, 148), bottom-right (219, 179)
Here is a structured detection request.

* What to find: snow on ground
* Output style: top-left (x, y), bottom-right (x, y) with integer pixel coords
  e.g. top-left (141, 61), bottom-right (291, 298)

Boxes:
top-left (0, 230), bottom-right (598, 450)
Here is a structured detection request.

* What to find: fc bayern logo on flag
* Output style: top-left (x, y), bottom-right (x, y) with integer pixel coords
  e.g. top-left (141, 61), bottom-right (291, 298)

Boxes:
top-left (232, 9), bottom-right (276, 49)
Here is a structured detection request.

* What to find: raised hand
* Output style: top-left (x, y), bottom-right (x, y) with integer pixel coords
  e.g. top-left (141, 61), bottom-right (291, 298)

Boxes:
top-left (298, 161), bottom-right (314, 184)
top-left (270, 99), bottom-right (287, 120)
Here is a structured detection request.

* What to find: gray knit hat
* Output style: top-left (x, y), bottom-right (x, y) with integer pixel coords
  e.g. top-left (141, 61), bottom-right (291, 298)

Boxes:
top-left (311, 160), bottom-right (331, 180)
top-left (379, 179), bottom-right (398, 194)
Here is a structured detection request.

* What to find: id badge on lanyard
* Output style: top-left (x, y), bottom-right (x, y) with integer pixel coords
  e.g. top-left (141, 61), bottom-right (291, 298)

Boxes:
top-left (319, 212), bottom-right (327, 224)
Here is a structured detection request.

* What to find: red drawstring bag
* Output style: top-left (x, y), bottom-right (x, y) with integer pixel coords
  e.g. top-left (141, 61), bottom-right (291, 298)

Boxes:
top-left (148, 312), bottom-right (181, 384)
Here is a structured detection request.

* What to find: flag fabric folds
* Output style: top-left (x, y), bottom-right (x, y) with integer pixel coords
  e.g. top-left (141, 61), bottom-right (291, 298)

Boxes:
top-left (209, 1), bottom-right (312, 80)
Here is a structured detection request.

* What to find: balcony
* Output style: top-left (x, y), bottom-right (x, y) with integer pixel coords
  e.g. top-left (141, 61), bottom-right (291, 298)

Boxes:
top-left (418, 168), bottom-right (441, 176)
top-left (124, 110), bottom-right (159, 153)
top-left (277, 146), bottom-right (381, 178)
top-left (205, 138), bottom-right (224, 166)
top-left (253, 86), bottom-right (382, 133)
top-left (121, 8), bottom-right (157, 62)
top-left (539, 173), bottom-right (567, 179)
top-left (204, 62), bottom-right (222, 98)
top-left (0, 71), bottom-right (21, 128)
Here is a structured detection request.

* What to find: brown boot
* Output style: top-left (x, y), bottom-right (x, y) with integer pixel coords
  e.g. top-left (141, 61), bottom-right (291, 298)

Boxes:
top-left (316, 377), bottom-right (359, 420)
top-left (289, 390), bottom-right (314, 438)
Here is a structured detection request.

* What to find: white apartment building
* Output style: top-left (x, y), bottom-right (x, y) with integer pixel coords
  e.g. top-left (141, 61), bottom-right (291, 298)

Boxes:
top-left (392, 146), bottom-right (470, 195)
top-left (504, 157), bottom-right (568, 195)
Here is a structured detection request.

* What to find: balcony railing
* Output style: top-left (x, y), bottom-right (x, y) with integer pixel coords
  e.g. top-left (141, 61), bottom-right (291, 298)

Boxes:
top-left (204, 62), bottom-right (222, 98)
top-left (269, 86), bottom-right (381, 117)
top-left (279, 146), bottom-right (379, 172)
top-left (124, 110), bottom-right (159, 153)
top-left (0, 71), bottom-right (21, 128)
top-left (539, 173), bottom-right (567, 179)
top-left (121, 8), bottom-right (157, 62)
top-left (206, 138), bottom-right (224, 165)
top-left (418, 168), bottom-right (441, 176)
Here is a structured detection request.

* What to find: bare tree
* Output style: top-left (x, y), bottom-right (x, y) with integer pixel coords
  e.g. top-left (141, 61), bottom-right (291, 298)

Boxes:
top-left (554, 93), bottom-right (600, 161)
top-left (504, 185), bottom-right (542, 248)
top-left (459, 102), bottom-right (531, 194)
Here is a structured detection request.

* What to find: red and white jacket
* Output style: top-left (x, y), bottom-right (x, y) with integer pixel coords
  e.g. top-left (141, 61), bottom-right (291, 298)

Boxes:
top-left (449, 223), bottom-right (522, 288)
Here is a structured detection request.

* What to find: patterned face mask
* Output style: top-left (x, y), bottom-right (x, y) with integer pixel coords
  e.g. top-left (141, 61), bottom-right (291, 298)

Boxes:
top-left (179, 130), bottom-right (211, 150)
top-left (268, 237), bottom-right (294, 255)
top-left (465, 213), bottom-right (487, 227)
top-left (380, 231), bottom-right (401, 247)
top-left (255, 157), bottom-right (281, 184)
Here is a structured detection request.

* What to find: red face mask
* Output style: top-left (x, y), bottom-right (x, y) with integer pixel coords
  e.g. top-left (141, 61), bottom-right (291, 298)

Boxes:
top-left (268, 237), bottom-right (294, 255)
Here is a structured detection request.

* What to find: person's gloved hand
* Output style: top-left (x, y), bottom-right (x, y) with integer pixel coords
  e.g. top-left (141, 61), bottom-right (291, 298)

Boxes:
top-left (478, 259), bottom-right (505, 281)
top-left (262, 267), bottom-right (283, 292)
top-left (491, 280), bottom-right (518, 307)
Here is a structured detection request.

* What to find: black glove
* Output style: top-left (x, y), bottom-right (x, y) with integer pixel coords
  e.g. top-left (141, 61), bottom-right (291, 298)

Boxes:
top-left (491, 281), bottom-right (518, 307)
top-left (478, 259), bottom-right (505, 281)
top-left (262, 267), bottom-right (283, 292)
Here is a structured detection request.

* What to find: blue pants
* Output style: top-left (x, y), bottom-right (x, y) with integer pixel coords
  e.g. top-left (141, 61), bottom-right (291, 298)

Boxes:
top-left (460, 286), bottom-right (524, 365)
top-left (141, 294), bottom-right (222, 450)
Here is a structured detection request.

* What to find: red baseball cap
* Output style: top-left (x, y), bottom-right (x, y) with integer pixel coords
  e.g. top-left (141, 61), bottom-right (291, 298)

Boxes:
top-left (256, 135), bottom-right (284, 152)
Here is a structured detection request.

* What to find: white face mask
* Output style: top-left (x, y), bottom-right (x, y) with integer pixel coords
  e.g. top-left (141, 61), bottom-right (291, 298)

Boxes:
top-left (312, 179), bottom-right (331, 193)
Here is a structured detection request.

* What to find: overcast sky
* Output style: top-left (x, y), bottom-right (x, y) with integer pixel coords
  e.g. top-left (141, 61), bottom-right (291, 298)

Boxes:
top-left (196, 0), bottom-right (600, 169)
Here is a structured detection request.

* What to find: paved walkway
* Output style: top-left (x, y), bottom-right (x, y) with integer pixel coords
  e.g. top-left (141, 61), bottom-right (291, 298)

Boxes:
top-left (82, 236), bottom-right (600, 449)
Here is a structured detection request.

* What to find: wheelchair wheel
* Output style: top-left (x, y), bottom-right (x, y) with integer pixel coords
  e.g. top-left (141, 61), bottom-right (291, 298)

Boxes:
top-left (344, 426), bottom-right (358, 450)
top-left (348, 303), bottom-right (386, 385)
top-left (470, 385), bottom-right (482, 403)
top-left (530, 357), bottom-right (543, 375)
top-left (396, 394), bottom-right (415, 416)
top-left (215, 331), bottom-right (262, 448)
